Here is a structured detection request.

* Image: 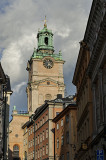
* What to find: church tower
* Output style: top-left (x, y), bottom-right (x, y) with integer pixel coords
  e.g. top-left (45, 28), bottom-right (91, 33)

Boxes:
top-left (26, 18), bottom-right (65, 113)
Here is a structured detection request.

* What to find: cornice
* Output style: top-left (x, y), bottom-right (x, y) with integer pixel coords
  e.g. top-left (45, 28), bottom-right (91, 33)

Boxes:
top-left (87, 12), bottom-right (106, 77)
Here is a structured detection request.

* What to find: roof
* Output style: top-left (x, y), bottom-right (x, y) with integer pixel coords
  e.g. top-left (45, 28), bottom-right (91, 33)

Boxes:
top-left (0, 62), bottom-right (6, 84)
top-left (52, 103), bottom-right (77, 123)
top-left (5, 75), bottom-right (13, 93)
top-left (22, 121), bottom-right (30, 129)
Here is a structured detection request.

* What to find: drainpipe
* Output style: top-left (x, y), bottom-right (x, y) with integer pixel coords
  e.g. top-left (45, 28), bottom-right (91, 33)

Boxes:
top-left (54, 128), bottom-right (55, 160)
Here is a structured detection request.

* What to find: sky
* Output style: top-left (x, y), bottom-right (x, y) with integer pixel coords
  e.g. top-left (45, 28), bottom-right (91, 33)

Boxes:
top-left (0, 0), bottom-right (92, 119)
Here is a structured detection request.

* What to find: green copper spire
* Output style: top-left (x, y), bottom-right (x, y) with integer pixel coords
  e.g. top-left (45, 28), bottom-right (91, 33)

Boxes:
top-left (37, 17), bottom-right (54, 53)
top-left (31, 18), bottom-right (63, 61)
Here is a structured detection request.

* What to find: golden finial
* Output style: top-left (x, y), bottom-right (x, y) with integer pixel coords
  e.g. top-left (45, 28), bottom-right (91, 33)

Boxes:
top-left (44, 16), bottom-right (47, 27)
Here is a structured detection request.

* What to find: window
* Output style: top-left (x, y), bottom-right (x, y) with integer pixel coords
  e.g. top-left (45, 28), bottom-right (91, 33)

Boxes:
top-left (33, 125), bottom-right (34, 132)
top-left (57, 138), bottom-right (59, 149)
top-left (46, 144), bottom-right (48, 154)
top-left (56, 112), bottom-right (60, 116)
top-left (38, 135), bottom-right (39, 144)
top-left (45, 94), bottom-right (51, 100)
top-left (36, 151), bottom-right (37, 160)
top-left (31, 127), bottom-right (32, 134)
top-left (33, 138), bottom-right (34, 146)
top-left (66, 131), bottom-right (69, 144)
top-left (40, 133), bottom-right (42, 142)
top-left (26, 127), bottom-right (27, 133)
top-left (43, 117), bottom-right (44, 124)
top-left (36, 124), bottom-right (37, 130)
top-left (61, 135), bottom-right (64, 146)
top-left (31, 140), bottom-right (32, 147)
top-left (29, 141), bottom-right (30, 148)
top-left (36, 137), bottom-right (37, 145)
top-left (66, 152), bottom-right (69, 160)
top-left (38, 122), bottom-right (39, 128)
top-left (46, 114), bottom-right (48, 121)
top-left (43, 131), bottom-right (45, 141)
top-left (33, 150), bottom-right (34, 158)
top-left (66, 114), bottom-right (69, 123)
top-left (40, 120), bottom-right (42, 126)
top-left (43, 146), bottom-right (45, 156)
top-left (61, 119), bottom-right (63, 126)
top-left (45, 37), bottom-right (48, 45)
top-left (29, 129), bottom-right (30, 135)
top-left (57, 123), bottom-right (59, 130)
top-left (26, 138), bottom-right (27, 145)
top-left (46, 129), bottom-right (48, 138)
top-left (61, 154), bottom-right (64, 160)
top-left (24, 139), bottom-right (25, 146)
top-left (40, 148), bottom-right (42, 158)
top-left (13, 145), bottom-right (19, 157)
top-left (38, 149), bottom-right (39, 158)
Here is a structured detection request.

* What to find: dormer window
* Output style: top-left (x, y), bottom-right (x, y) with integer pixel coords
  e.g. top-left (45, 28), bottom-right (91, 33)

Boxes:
top-left (45, 37), bottom-right (48, 45)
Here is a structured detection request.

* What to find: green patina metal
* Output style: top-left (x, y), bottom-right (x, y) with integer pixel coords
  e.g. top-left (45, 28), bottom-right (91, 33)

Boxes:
top-left (37, 25), bottom-right (54, 51)
top-left (31, 24), bottom-right (63, 61)
top-left (32, 49), bottom-right (62, 60)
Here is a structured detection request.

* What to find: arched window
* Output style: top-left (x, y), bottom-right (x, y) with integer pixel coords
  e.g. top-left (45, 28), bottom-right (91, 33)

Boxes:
top-left (45, 94), bottom-right (52, 100)
top-left (13, 145), bottom-right (19, 157)
top-left (45, 37), bottom-right (48, 45)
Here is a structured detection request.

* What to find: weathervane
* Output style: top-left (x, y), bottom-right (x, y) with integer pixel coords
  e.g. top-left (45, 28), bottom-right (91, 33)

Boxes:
top-left (44, 16), bottom-right (47, 27)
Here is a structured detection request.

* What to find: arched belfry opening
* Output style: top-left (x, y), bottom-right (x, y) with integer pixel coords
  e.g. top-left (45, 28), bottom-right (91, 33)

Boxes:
top-left (45, 37), bottom-right (48, 45)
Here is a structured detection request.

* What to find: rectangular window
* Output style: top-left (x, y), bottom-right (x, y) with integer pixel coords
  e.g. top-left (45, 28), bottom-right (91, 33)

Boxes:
top-left (66, 152), bottom-right (69, 160)
top-left (38, 122), bottom-right (39, 128)
top-left (66, 114), bottom-right (69, 123)
top-left (40, 119), bottom-right (42, 126)
top-left (24, 139), bottom-right (25, 146)
top-left (33, 138), bottom-right (34, 146)
top-left (43, 117), bottom-right (44, 124)
top-left (36, 124), bottom-right (37, 130)
top-left (40, 133), bottom-right (42, 142)
top-left (61, 154), bottom-right (64, 160)
top-left (35, 151), bottom-right (37, 160)
top-left (36, 137), bottom-right (37, 145)
top-left (46, 144), bottom-right (48, 154)
top-left (61, 135), bottom-right (64, 146)
top-left (46, 114), bottom-right (48, 121)
top-left (40, 148), bottom-right (42, 158)
top-left (57, 138), bottom-right (59, 149)
top-left (46, 129), bottom-right (48, 138)
top-left (29, 141), bottom-right (30, 148)
top-left (38, 149), bottom-right (39, 158)
top-left (31, 140), bottom-right (32, 147)
top-left (57, 123), bottom-right (59, 130)
top-left (33, 125), bottom-right (34, 132)
top-left (33, 151), bottom-right (34, 158)
top-left (66, 131), bottom-right (69, 144)
top-left (43, 131), bottom-right (45, 141)
top-left (61, 119), bottom-right (63, 126)
top-left (56, 112), bottom-right (60, 116)
top-left (38, 135), bottom-right (39, 144)
top-left (31, 127), bottom-right (32, 134)
top-left (43, 146), bottom-right (45, 156)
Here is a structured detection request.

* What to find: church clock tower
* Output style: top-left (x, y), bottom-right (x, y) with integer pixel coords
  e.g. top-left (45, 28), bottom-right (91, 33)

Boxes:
top-left (27, 18), bottom-right (65, 113)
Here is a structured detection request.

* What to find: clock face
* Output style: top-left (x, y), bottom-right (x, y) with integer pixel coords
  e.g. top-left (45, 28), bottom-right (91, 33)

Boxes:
top-left (43, 58), bottom-right (53, 69)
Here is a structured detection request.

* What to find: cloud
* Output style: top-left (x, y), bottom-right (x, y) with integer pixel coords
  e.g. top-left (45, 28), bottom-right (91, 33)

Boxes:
top-left (0, 0), bottom-right (92, 116)
top-left (13, 81), bottom-right (27, 93)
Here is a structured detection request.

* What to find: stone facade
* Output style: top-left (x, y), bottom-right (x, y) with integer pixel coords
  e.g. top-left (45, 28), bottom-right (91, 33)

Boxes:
top-left (73, 0), bottom-right (106, 159)
top-left (53, 103), bottom-right (77, 160)
top-left (9, 107), bottom-right (29, 160)
top-left (26, 24), bottom-right (65, 114)
top-left (0, 63), bottom-right (12, 160)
